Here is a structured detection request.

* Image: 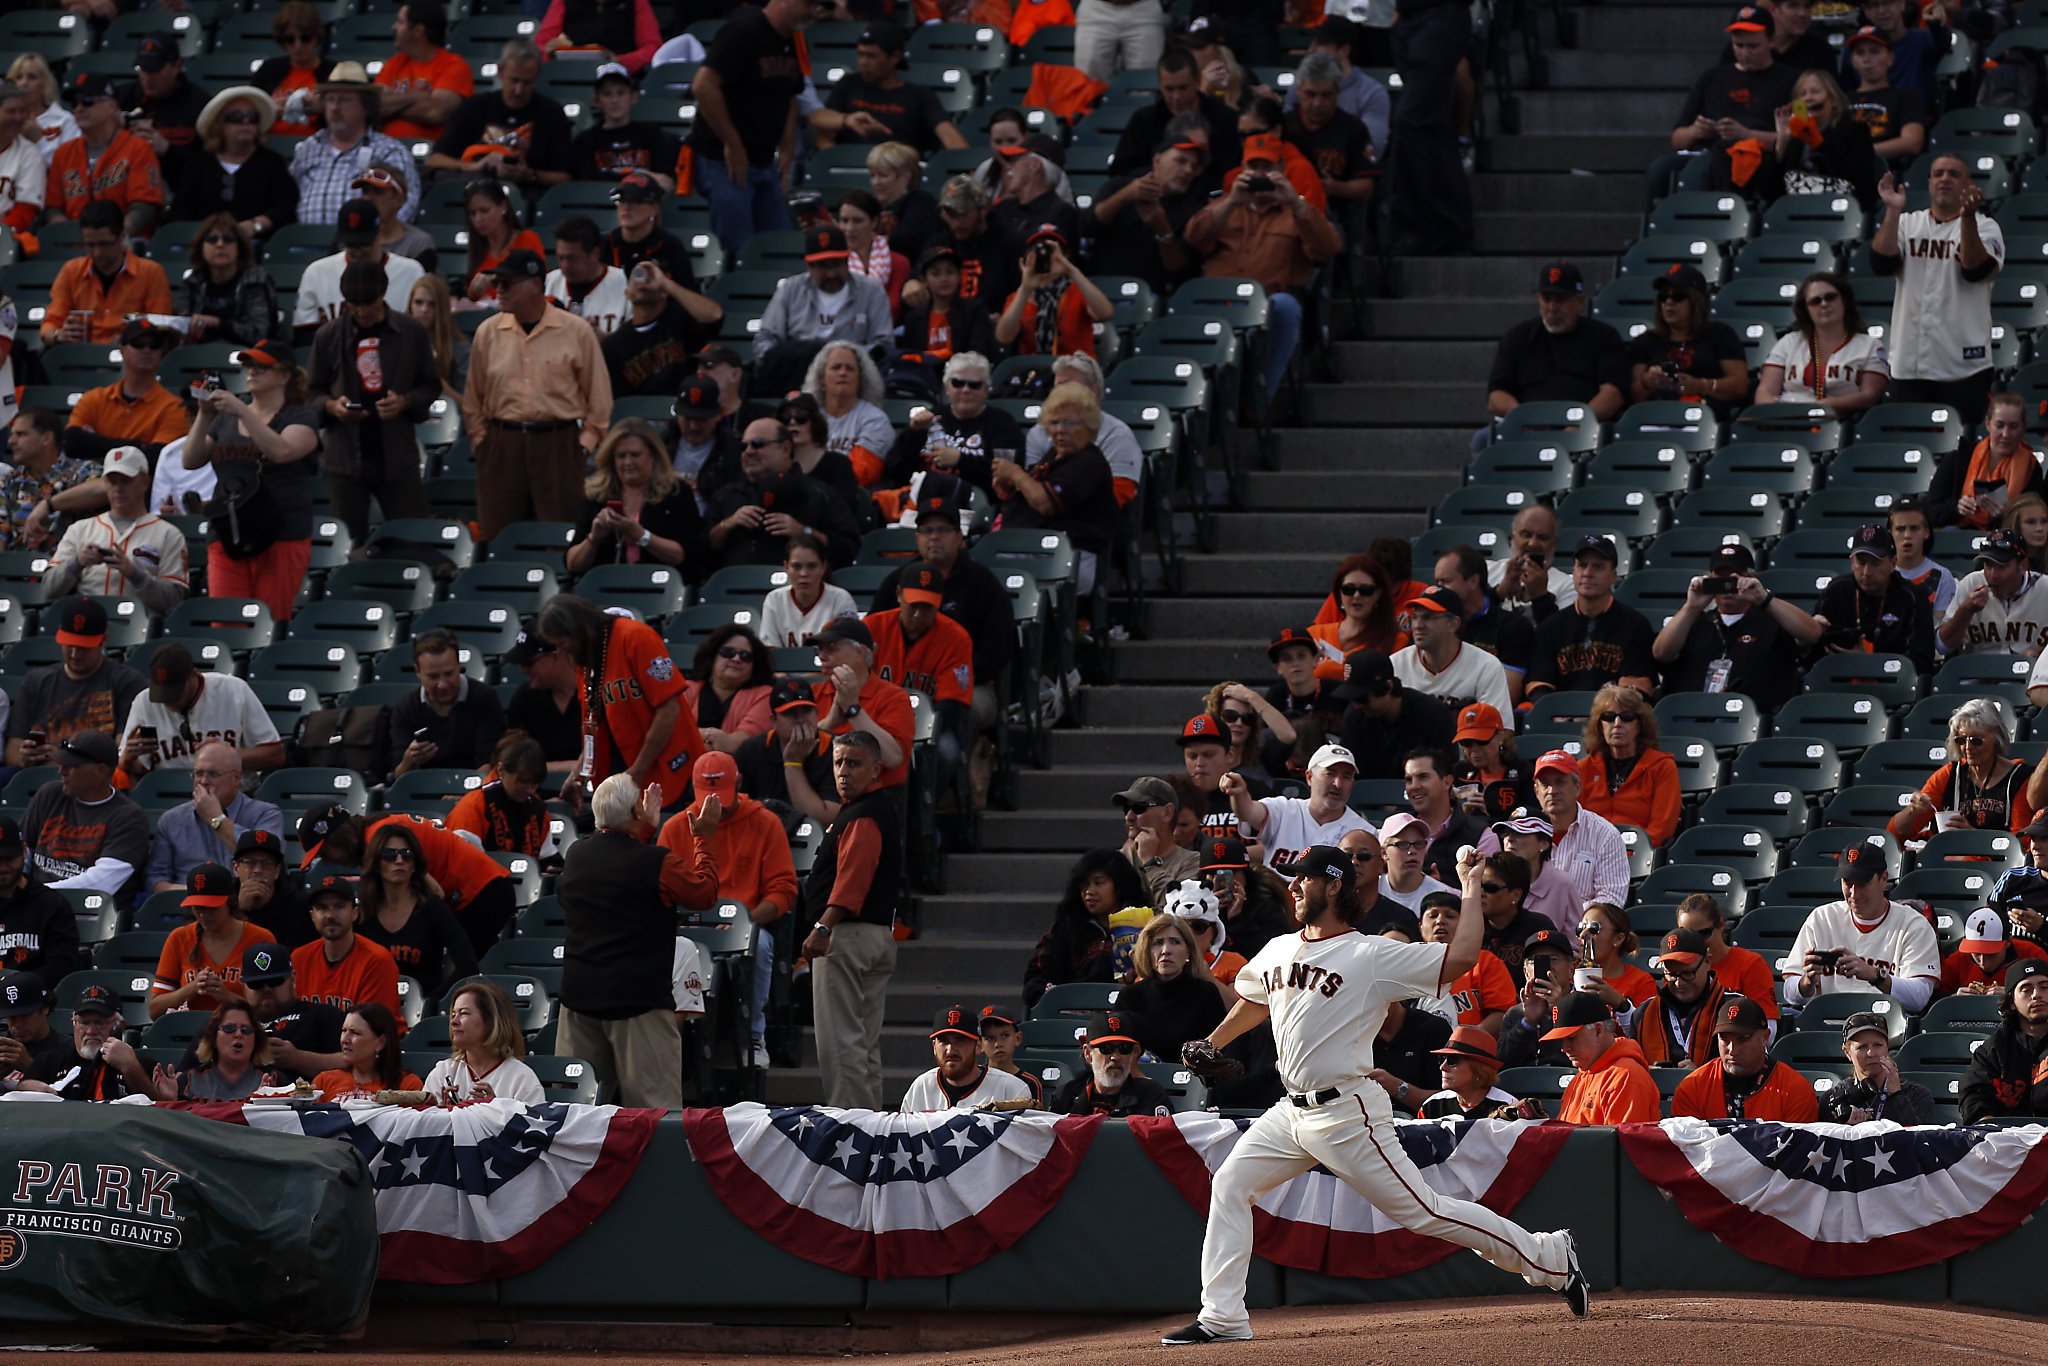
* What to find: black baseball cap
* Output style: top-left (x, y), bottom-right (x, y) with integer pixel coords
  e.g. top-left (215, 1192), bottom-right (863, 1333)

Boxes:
top-left (1712, 994), bottom-right (1768, 1035)
top-left (135, 31), bottom-right (181, 71)
top-left (1330, 648), bottom-right (1396, 702)
top-left (0, 969), bottom-right (44, 1017)
top-left (70, 984), bottom-right (118, 1018)
top-left (334, 197), bottom-right (379, 247)
top-left (1572, 534), bottom-right (1619, 564)
top-left (1727, 4), bottom-right (1775, 34)
top-left (506, 627), bottom-right (551, 668)
top-left (0, 816), bottom-right (19, 856)
top-left (696, 343), bottom-right (744, 370)
top-left (298, 802), bottom-right (352, 850)
top-left (803, 225), bottom-right (851, 263)
top-left (149, 642), bottom-right (196, 704)
top-left (492, 248), bottom-right (547, 281)
top-left (1536, 261), bottom-right (1585, 296)
top-left (235, 828), bottom-right (285, 863)
top-left (1653, 927), bottom-right (1710, 967)
top-left (930, 1003), bottom-right (978, 1040)
top-left (1852, 524), bottom-right (1898, 560)
top-left (612, 170), bottom-right (663, 203)
top-left (57, 731), bottom-right (117, 767)
top-left (1708, 543), bottom-right (1756, 573)
top-left (52, 596), bottom-right (107, 647)
top-left (182, 862), bottom-right (234, 908)
top-left (771, 677), bottom-right (817, 713)
top-left (2008, 958), bottom-right (2048, 989)
top-left (812, 616), bottom-right (873, 648)
top-left (1655, 264), bottom-right (1707, 295)
top-left (1524, 927), bottom-right (1574, 961)
top-left (1540, 990), bottom-right (1612, 1041)
top-left (977, 1005), bottom-right (1020, 1033)
top-left (1267, 626), bottom-right (1316, 660)
top-left (66, 72), bottom-right (116, 105)
top-left (916, 243), bottom-right (960, 274)
top-left (912, 472), bottom-right (967, 525)
top-left (1838, 841), bottom-right (1890, 884)
top-left (1409, 585), bottom-right (1465, 622)
top-left (859, 19), bottom-right (908, 50)
top-left (675, 376), bottom-right (721, 420)
top-left (307, 872), bottom-right (358, 905)
top-left (1199, 835), bottom-right (1249, 871)
top-left (1272, 843), bottom-right (1355, 888)
top-left (1977, 528), bottom-right (2027, 566)
top-left (241, 941), bottom-right (292, 986)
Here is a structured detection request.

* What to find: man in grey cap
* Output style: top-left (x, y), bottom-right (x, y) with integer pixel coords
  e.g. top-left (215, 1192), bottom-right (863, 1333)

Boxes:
top-left (1117, 775), bottom-right (1198, 901)
top-left (308, 257), bottom-right (443, 540)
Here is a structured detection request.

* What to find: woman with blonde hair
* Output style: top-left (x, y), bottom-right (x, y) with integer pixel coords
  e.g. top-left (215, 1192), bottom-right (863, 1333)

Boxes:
top-left (7, 54), bottom-right (75, 162)
top-left (865, 140), bottom-right (940, 260)
top-left (993, 381), bottom-right (1118, 594)
top-left (1576, 683), bottom-right (1681, 847)
top-left (1772, 67), bottom-right (1877, 207)
top-left (565, 417), bottom-right (706, 575)
top-left (1203, 680), bottom-right (1295, 791)
top-left (408, 274), bottom-right (470, 401)
top-left (1119, 911), bottom-right (1229, 1060)
top-left (1927, 392), bottom-right (2043, 532)
top-left (424, 979), bottom-right (546, 1105)
top-left (2007, 492), bottom-right (2048, 572)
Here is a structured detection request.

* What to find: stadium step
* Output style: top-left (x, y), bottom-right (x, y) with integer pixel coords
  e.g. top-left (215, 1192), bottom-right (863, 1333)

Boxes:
top-left (1298, 381), bottom-right (1477, 428)
top-left (944, 853), bottom-right (1082, 897)
top-left (1567, 1), bottom-right (1741, 51)
top-left (1178, 553), bottom-right (1361, 598)
top-left (1540, 49), bottom-right (1711, 90)
top-left (920, 894), bottom-right (1067, 939)
top-left (1482, 134), bottom-right (1669, 175)
top-left (1019, 762), bottom-right (1203, 809)
top-left (1072, 683), bottom-right (1208, 729)
top-left (1365, 298), bottom-right (1552, 341)
top-left (1472, 172), bottom-right (1642, 214)
top-left (1139, 596), bottom-right (1327, 636)
top-left (979, 808), bottom-right (1165, 851)
top-left (894, 936), bottom-right (1043, 988)
top-left (1044, 725), bottom-right (1183, 767)
top-left (1246, 425), bottom-right (1473, 466)
top-left (1511, 88), bottom-right (1695, 136)
top-left (1211, 509), bottom-right (1435, 550)
top-left (1381, 253), bottom-right (1616, 295)
top-left (1472, 210), bottom-right (1637, 258)
top-left (1332, 338), bottom-right (1499, 382)
top-left (1243, 467), bottom-right (1463, 512)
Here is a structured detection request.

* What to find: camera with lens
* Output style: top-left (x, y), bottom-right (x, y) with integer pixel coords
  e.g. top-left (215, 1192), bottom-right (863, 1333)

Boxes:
top-left (1243, 174), bottom-right (1276, 193)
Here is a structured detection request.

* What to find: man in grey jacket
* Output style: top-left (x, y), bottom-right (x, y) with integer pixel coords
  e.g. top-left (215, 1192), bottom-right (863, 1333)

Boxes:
top-left (752, 224), bottom-right (892, 396)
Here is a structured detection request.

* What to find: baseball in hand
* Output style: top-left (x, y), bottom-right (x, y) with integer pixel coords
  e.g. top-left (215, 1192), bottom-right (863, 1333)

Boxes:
top-left (1455, 844), bottom-right (1478, 873)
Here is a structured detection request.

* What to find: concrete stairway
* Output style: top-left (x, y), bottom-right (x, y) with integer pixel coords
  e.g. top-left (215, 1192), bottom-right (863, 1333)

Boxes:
top-left (761, 6), bottom-right (1726, 1103)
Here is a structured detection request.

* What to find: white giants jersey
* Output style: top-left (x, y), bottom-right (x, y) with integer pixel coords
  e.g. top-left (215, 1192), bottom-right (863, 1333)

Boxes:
top-left (1254, 796), bottom-right (1376, 872)
top-left (1887, 207), bottom-right (2004, 383)
top-left (1236, 928), bottom-right (1448, 1093)
top-left (1781, 900), bottom-right (1941, 1001)
top-left (899, 1065), bottom-right (1033, 1113)
top-left (547, 265), bottom-right (630, 337)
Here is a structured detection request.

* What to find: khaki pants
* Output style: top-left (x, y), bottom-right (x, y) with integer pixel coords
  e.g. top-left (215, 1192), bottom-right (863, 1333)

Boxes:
top-left (812, 921), bottom-right (897, 1110)
top-left (557, 1004), bottom-right (683, 1109)
top-left (476, 425), bottom-right (586, 541)
top-left (1073, 0), bottom-right (1167, 80)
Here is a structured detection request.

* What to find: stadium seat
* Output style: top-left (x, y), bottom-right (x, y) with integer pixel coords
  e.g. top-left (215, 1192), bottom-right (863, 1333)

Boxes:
top-left (1730, 736), bottom-right (1844, 796)
top-left (412, 601), bottom-right (526, 660)
top-left (1826, 442), bottom-right (1938, 491)
top-left (1585, 442), bottom-right (1694, 503)
top-left (1491, 401), bottom-right (1604, 453)
top-left (530, 1055), bottom-right (601, 1104)
top-left (249, 639), bottom-right (365, 703)
top-left (1557, 485), bottom-right (1662, 542)
top-left (257, 768), bottom-right (370, 816)
top-left (1638, 527), bottom-right (1750, 571)
top-left (1770, 1031), bottom-right (1858, 1068)
top-left (1654, 692), bottom-right (1763, 750)
top-left (1852, 401), bottom-right (1967, 455)
top-left (166, 598), bottom-right (277, 652)
top-left (451, 561), bottom-right (560, 614)
top-left (1496, 1066), bottom-right (1574, 1108)
top-left (1917, 828), bottom-right (2024, 870)
top-left (323, 561), bottom-right (439, 617)
top-left (1920, 995), bottom-right (2005, 1036)
top-left (1771, 693), bottom-right (1889, 762)
top-left (1790, 828), bottom-right (1902, 868)
top-left (1699, 442), bottom-right (1816, 496)
top-left (52, 970), bottom-right (152, 1030)
top-left (287, 599), bottom-right (403, 657)
top-left (364, 519), bottom-right (478, 573)
top-left (441, 973), bottom-right (552, 1036)
top-left (1699, 783), bottom-right (1811, 842)
top-left (1637, 864), bottom-right (1749, 917)
top-left (488, 522), bottom-right (579, 565)
top-left (574, 562), bottom-right (689, 622)
top-left (1895, 866), bottom-right (2000, 910)
top-left (1796, 992), bottom-right (1910, 1041)
top-left (1672, 486), bottom-right (1789, 539)
top-left (1821, 784), bottom-right (1919, 830)
top-left (1667, 825), bottom-right (1780, 885)
top-left (1803, 652), bottom-right (1920, 709)
top-left (481, 938), bottom-right (564, 995)
top-left (59, 889), bottom-right (118, 956)
top-left (1731, 402), bottom-right (1844, 453)
top-left (1434, 484), bottom-right (1538, 527)
top-left (1901, 694), bottom-right (2018, 741)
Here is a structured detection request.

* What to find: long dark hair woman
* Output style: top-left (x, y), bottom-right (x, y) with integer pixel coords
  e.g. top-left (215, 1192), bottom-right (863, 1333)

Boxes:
top-left (462, 178), bottom-right (544, 306)
top-left (174, 212), bottom-right (279, 345)
top-left (1310, 553), bottom-right (1406, 661)
top-left (687, 623), bottom-right (774, 754)
top-left (1626, 265), bottom-right (1748, 415)
top-left (355, 821), bottom-right (480, 996)
top-left (1024, 849), bottom-right (1149, 1007)
top-left (314, 1002), bottom-right (421, 1100)
top-left (1754, 270), bottom-right (1888, 415)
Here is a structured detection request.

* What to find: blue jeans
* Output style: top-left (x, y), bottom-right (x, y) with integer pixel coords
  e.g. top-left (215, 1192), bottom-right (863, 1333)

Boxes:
top-left (697, 155), bottom-right (792, 253)
top-left (752, 927), bottom-right (772, 1044)
top-left (1267, 291), bottom-right (1303, 398)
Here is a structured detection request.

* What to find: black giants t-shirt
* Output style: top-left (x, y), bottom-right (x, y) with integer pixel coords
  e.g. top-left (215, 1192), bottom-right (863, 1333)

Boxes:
top-left (823, 77), bottom-right (951, 151)
top-left (1526, 600), bottom-right (1657, 693)
top-left (1487, 317), bottom-right (1630, 405)
top-left (687, 8), bottom-right (804, 164)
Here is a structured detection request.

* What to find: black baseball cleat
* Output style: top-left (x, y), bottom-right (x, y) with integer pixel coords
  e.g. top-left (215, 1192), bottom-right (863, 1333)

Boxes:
top-left (1559, 1233), bottom-right (1590, 1318)
top-left (1161, 1320), bottom-right (1251, 1345)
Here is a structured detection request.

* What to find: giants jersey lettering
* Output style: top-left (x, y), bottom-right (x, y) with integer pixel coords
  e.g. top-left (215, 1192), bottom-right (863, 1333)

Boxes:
top-left (546, 266), bottom-right (629, 338)
top-left (1888, 208), bottom-right (2004, 383)
top-left (1254, 796), bottom-right (1376, 873)
top-left (1235, 929), bottom-right (1447, 1093)
top-left (1944, 570), bottom-right (2048, 654)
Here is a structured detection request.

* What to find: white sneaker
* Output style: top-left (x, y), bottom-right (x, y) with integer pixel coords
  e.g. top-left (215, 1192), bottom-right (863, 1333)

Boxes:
top-left (750, 1039), bottom-right (771, 1070)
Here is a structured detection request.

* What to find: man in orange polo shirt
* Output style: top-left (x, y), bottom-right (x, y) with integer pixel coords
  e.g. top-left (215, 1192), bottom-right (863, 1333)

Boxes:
top-left (810, 616), bottom-right (914, 795)
top-left (63, 318), bottom-right (189, 463)
top-left (41, 201), bottom-right (173, 347)
top-left (659, 750), bottom-right (796, 1069)
top-left (1671, 996), bottom-right (1818, 1122)
top-left (1546, 990), bottom-right (1659, 1124)
top-left (46, 72), bottom-right (163, 234)
top-left (290, 874), bottom-right (404, 1026)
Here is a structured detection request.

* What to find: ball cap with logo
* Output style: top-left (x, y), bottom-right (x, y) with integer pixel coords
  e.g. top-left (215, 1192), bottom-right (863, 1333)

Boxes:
top-left (813, 616), bottom-right (873, 649)
top-left (52, 595), bottom-right (108, 647)
top-left (308, 872), bottom-right (358, 905)
top-left (241, 942), bottom-right (292, 986)
top-left (1456, 702), bottom-right (1505, 743)
top-left (1655, 264), bottom-right (1708, 296)
top-left (977, 1005), bottom-right (1020, 1033)
top-left (771, 677), bottom-right (817, 713)
top-left (235, 828), bottom-right (284, 862)
top-left (1266, 625), bottom-right (1316, 661)
top-left (612, 170), bottom-right (663, 203)
top-left (1572, 534), bottom-right (1619, 565)
top-left (1837, 841), bottom-right (1890, 884)
top-left (182, 862), bottom-right (234, 908)
top-left (491, 248), bottom-right (548, 281)
top-left (1524, 927), bottom-right (1574, 962)
top-left (149, 641), bottom-right (197, 704)
top-left (103, 446), bottom-right (150, 481)
top-left (1307, 742), bottom-right (1357, 773)
top-left (675, 376), bottom-right (721, 419)
top-left (1840, 1010), bottom-right (1889, 1043)
top-left (1199, 835), bottom-right (1249, 871)
top-left (1960, 906), bottom-right (2012, 953)
top-left (1330, 649), bottom-right (1395, 702)
top-left (1712, 994), bottom-right (1768, 1036)
top-left (1533, 749), bottom-right (1580, 780)
top-left (0, 969), bottom-right (45, 1017)
top-left (912, 472), bottom-right (967, 525)
top-left (334, 197), bottom-right (380, 247)
top-left (1409, 585), bottom-right (1464, 622)
top-left (897, 560), bottom-right (946, 606)
top-left (120, 316), bottom-right (177, 349)
top-left (1847, 23), bottom-right (1890, 48)
top-left (2010, 958), bottom-right (2048, 989)
top-left (1540, 990), bottom-right (1612, 1040)
top-left (1112, 774), bottom-right (1175, 810)
top-left (299, 802), bottom-right (352, 851)
top-left (1272, 843), bottom-right (1355, 888)
top-left (1178, 713), bottom-right (1227, 747)
top-left (1652, 927), bottom-right (1711, 968)
top-left (1536, 260), bottom-right (1585, 296)
top-left (56, 731), bottom-right (118, 768)
top-left (1709, 542), bottom-right (1757, 574)
top-left (1087, 1011), bottom-right (1143, 1047)
top-left (1726, 4), bottom-right (1775, 34)
top-left (804, 225), bottom-right (851, 262)
top-left (930, 1003), bottom-right (979, 1041)
top-left (71, 983), bottom-right (118, 1018)
top-left (691, 749), bottom-right (739, 808)
top-left (1850, 524), bottom-right (1897, 560)
top-left (1978, 528), bottom-right (2027, 566)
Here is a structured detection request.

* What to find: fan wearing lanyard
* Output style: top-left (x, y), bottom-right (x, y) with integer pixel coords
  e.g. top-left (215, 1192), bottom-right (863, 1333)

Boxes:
top-left (539, 594), bottom-right (704, 811)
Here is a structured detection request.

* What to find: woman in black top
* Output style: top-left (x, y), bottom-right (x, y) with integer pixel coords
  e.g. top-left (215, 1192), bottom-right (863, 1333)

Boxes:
top-left (991, 381), bottom-right (1120, 595)
top-left (176, 89), bottom-right (297, 241)
top-left (880, 349), bottom-right (1027, 495)
top-left (1626, 266), bottom-right (1749, 417)
top-left (1771, 69), bottom-right (1879, 209)
top-left (355, 821), bottom-right (479, 996)
top-left (778, 393), bottom-right (869, 515)
top-left (867, 141), bottom-right (942, 262)
top-left (566, 417), bottom-right (709, 580)
top-left (1025, 849), bottom-right (1148, 1008)
top-left (173, 213), bottom-right (280, 346)
top-left (1119, 912), bottom-right (1229, 1061)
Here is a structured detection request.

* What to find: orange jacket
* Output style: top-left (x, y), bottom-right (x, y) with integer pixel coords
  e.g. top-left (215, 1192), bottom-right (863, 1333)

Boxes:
top-left (1022, 60), bottom-right (1103, 125)
top-left (1558, 1037), bottom-right (1661, 1125)
top-left (657, 794), bottom-right (799, 921)
top-left (1578, 747), bottom-right (1682, 848)
top-left (1713, 945), bottom-right (1782, 1020)
top-left (1671, 1059), bottom-right (1818, 1122)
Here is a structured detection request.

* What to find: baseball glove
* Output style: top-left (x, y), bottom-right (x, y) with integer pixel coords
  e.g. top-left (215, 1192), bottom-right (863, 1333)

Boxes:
top-left (1181, 1039), bottom-right (1245, 1083)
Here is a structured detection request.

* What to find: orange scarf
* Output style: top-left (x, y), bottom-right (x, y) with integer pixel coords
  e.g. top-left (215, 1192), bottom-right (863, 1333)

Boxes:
top-left (1960, 436), bottom-right (2039, 530)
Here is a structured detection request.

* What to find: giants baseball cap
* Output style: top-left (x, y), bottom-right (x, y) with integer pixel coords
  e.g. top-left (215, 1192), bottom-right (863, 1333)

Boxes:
top-left (1852, 524), bottom-right (1898, 560)
top-left (238, 337), bottom-right (293, 369)
top-left (235, 828), bottom-right (284, 862)
top-left (1266, 626), bottom-right (1316, 660)
top-left (1847, 24), bottom-right (1889, 48)
top-left (0, 969), bottom-right (44, 1017)
top-left (334, 197), bottom-right (380, 247)
top-left (1726, 4), bottom-right (1774, 33)
top-left (612, 171), bottom-right (663, 203)
top-left (52, 596), bottom-right (107, 647)
top-left (1086, 1011), bottom-right (1143, 1047)
top-left (1712, 995), bottom-right (1768, 1036)
top-left (149, 642), bottom-right (196, 704)
top-left (1409, 585), bottom-right (1464, 621)
top-left (1524, 927), bottom-right (1574, 961)
top-left (812, 616), bottom-right (873, 649)
top-left (1977, 529), bottom-right (2027, 566)
top-left (241, 942), bottom-right (291, 986)
top-left (1534, 749), bottom-right (1580, 780)
top-left (1178, 714), bottom-right (1227, 747)
top-left (675, 376), bottom-right (721, 420)
top-left (977, 1005), bottom-right (1020, 1033)
top-left (1540, 990), bottom-right (1612, 1041)
top-left (135, 31), bottom-right (181, 71)
top-left (66, 72), bottom-right (117, 106)
top-left (307, 873), bottom-right (358, 906)
top-left (771, 678), bottom-right (818, 713)
top-left (897, 560), bottom-right (946, 606)
top-left (119, 317), bottom-right (176, 349)
top-left (1330, 649), bottom-right (1396, 702)
top-left (593, 61), bottom-right (634, 87)
top-left (1535, 261), bottom-right (1585, 296)
top-left (930, 1003), bottom-right (979, 1041)
top-left (1456, 703), bottom-right (1505, 743)
top-left (1272, 843), bottom-right (1354, 887)
top-left (1708, 543), bottom-right (1756, 574)
top-left (1655, 264), bottom-right (1708, 296)
top-left (1837, 841), bottom-right (1890, 884)
top-left (70, 984), bottom-right (118, 1018)
top-left (804, 225), bottom-right (851, 262)
top-left (1652, 927), bottom-right (1710, 968)
top-left (1241, 131), bottom-right (1284, 166)
top-left (692, 750), bottom-right (739, 808)
top-left (1959, 906), bottom-right (2010, 954)
top-left (182, 862), bottom-right (233, 908)
top-left (1199, 835), bottom-right (1249, 871)
top-left (103, 446), bottom-right (150, 480)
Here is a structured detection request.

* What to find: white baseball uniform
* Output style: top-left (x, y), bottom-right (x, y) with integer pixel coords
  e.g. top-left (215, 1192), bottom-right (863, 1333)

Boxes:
top-left (547, 265), bottom-right (630, 337)
top-left (1194, 924), bottom-right (1572, 1339)
top-left (1943, 569), bottom-right (2048, 658)
top-left (293, 250), bottom-right (425, 328)
top-left (898, 1065), bottom-right (1033, 1113)
top-left (1253, 797), bottom-right (1376, 872)
top-left (1781, 899), bottom-right (1941, 1012)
